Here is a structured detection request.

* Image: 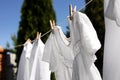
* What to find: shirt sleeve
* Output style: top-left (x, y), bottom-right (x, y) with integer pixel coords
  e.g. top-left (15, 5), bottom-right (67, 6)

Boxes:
top-left (73, 12), bottom-right (101, 56)
top-left (80, 14), bottom-right (101, 55)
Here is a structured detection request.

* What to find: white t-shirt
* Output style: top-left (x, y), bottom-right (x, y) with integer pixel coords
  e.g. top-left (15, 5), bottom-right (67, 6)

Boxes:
top-left (17, 42), bottom-right (32, 80)
top-left (103, 0), bottom-right (120, 80)
top-left (68, 12), bottom-right (102, 80)
top-left (29, 39), bottom-right (51, 80)
top-left (42, 26), bottom-right (74, 80)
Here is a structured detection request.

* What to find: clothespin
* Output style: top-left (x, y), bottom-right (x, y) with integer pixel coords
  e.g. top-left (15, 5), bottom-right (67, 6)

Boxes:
top-left (38, 32), bottom-right (41, 39)
top-left (36, 32), bottom-right (41, 41)
top-left (24, 38), bottom-right (31, 45)
top-left (36, 32), bottom-right (39, 40)
top-left (53, 20), bottom-right (56, 27)
top-left (69, 4), bottom-right (73, 18)
top-left (50, 20), bottom-right (56, 33)
top-left (69, 4), bottom-right (76, 20)
top-left (73, 5), bottom-right (76, 12)
top-left (50, 20), bottom-right (54, 30)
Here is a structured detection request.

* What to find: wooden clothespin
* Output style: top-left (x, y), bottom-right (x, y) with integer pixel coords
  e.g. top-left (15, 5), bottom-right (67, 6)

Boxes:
top-left (69, 4), bottom-right (73, 18)
top-left (50, 20), bottom-right (54, 30)
top-left (24, 38), bottom-right (31, 45)
top-left (73, 5), bottom-right (76, 12)
top-left (38, 32), bottom-right (41, 39)
top-left (36, 32), bottom-right (39, 40)
top-left (69, 4), bottom-right (76, 20)
top-left (53, 20), bottom-right (56, 27)
top-left (50, 20), bottom-right (56, 33)
top-left (36, 32), bottom-right (41, 41)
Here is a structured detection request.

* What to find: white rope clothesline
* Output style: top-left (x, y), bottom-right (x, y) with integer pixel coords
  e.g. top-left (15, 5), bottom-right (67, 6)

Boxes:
top-left (14, 29), bottom-right (52, 48)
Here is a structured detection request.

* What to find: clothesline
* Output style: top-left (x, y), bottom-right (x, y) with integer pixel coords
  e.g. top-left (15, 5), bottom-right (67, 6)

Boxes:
top-left (79, 0), bottom-right (93, 11)
top-left (14, 0), bottom-right (93, 48)
top-left (57, 0), bottom-right (93, 27)
top-left (14, 29), bottom-right (52, 48)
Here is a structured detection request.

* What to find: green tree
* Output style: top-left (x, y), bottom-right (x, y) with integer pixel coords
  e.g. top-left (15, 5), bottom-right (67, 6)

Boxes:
top-left (85, 0), bottom-right (105, 76)
top-left (16, 0), bottom-right (56, 63)
top-left (16, 0), bottom-right (56, 80)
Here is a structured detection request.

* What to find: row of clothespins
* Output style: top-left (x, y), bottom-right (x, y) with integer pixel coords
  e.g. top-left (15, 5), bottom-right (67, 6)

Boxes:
top-left (16, 4), bottom-right (77, 48)
top-left (15, 0), bottom-right (93, 48)
top-left (50, 4), bottom-right (77, 32)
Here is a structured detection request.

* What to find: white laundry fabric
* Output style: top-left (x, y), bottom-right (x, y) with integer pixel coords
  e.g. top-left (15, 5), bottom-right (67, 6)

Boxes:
top-left (29, 39), bottom-right (51, 80)
top-left (103, 0), bottom-right (120, 80)
top-left (17, 42), bottom-right (32, 80)
top-left (68, 12), bottom-right (102, 80)
top-left (42, 26), bottom-right (74, 80)
top-left (105, 0), bottom-right (120, 26)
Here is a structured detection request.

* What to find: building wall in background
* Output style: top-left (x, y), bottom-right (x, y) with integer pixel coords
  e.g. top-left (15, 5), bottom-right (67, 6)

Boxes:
top-left (0, 48), bottom-right (17, 80)
top-left (0, 52), bottom-right (7, 80)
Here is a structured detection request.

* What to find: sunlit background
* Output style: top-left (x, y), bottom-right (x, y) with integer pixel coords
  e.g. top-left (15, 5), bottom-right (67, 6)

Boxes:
top-left (0, 0), bottom-right (85, 48)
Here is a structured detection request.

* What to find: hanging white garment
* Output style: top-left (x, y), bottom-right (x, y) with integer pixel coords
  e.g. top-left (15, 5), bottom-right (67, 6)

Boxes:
top-left (68, 12), bottom-right (102, 80)
top-left (105, 0), bottom-right (120, 26)
top-left (29, 39), bottom-right (51, 80)
top-left (42, 26), bottom-right (74, 80)
top-left (103, 0), bottom-right (120, 80)
top-left (17, 42), bottom-right (32, 80)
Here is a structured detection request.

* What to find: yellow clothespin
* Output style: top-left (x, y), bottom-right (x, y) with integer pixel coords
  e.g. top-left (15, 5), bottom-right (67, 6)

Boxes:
top-left (50, 20), bottom-right (56, 33)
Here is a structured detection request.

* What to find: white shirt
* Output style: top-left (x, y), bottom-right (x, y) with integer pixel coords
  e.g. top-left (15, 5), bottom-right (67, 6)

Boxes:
top-left (68, 12), bottom-right (102, 80)
top-left (17, 42), bottom-right (32, 80)
top-left (29, 39), bottom-right (50, 80)
top-left (42, 26), bottom-right (74, 80)
top-left (103, 0), bottom-right (120, 80)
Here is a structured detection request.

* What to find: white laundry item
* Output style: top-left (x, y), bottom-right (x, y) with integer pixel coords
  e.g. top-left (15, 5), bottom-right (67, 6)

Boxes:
top-left (105, 0), bottom-right (120, 26)
top-left (42, 26), bottom-right (74, 80)
top-left (17, 42), bottom-right (32, 80)
top-left (68, 12), bottom-right (102, 80)
top-left (29, 39), bottom-right (51, 80)
top-left (103, 0), bottom-right (120, 80)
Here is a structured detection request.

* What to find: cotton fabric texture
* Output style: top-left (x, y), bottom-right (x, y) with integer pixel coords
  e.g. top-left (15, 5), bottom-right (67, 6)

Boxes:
top-left (29, 39), bottom-right (50, 80)
top-left (105, 0), bottom-right (120, 26)
top-left (17, 42), bottom-right (32, 80)
top-left (68, 12), bottom-right (102, 80)
top-left (103, 0), bottom-right (120, 80)
top-left (43, 26), bottom-right (74, 80)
